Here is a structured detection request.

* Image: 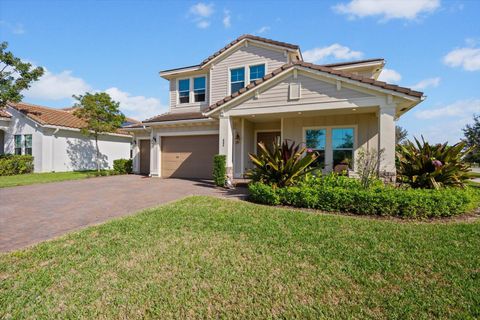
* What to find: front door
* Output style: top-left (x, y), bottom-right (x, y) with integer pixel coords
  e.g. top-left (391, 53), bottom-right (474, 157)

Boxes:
top-left (139, 140), bottom-right (150, 175)
top-left (256, 131), bottom-right (281, 154)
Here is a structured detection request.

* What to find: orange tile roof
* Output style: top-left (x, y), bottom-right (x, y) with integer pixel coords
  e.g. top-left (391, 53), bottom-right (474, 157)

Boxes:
top-left (0, 109), bottom-right (11, 118)
top-left (9, 102), bottom-right (131, 135)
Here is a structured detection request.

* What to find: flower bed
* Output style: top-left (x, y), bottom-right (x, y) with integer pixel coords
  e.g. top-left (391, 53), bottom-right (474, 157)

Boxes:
top-left (248, 175), bottom-right (480, 218)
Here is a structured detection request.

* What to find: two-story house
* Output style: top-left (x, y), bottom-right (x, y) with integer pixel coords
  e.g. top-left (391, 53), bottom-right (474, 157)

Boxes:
top-left (126, 34), bottom-right (424, 180)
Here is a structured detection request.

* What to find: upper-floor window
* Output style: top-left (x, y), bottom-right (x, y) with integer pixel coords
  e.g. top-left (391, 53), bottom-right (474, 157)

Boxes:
top-left (230, 67), bottom-right (245, 94)
top-left (194, 77), bottom-right (206, 102)
top-left (24, 134), bottom-right (32, 155)
top-left (178, 79), bottom-right (190, 104)
top-left (249, 64), bottom-right (265, 83)
top-left (14, 135), bottom-right (22, 155)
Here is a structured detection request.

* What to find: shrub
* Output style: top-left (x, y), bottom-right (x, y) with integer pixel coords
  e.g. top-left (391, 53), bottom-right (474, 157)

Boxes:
top-left (87, 170), bottom-right (118, 177)
top-left (213, 155), bottom-right (227, 187)
top-left (396, 137), bottom-right (471, 189)
top-left (248, 174), bottom-right (480, 218)
top-left (0, 154), bottom-right (34, 176)
top-left (248, 140), bottom-right (318, 187)
top-left (113, 158), bottom-right (132, 174)
top-left (355, 148), bottom-right (384, 188)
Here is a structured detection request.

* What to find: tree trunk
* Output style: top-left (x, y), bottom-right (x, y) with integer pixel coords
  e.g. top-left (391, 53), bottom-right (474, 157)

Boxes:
top-left (95, 134), bottom-right (100, 172)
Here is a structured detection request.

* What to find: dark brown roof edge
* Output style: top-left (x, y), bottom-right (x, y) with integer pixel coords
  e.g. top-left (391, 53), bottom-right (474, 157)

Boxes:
top-left (207, 62), bottom-right (424, 112)
top-left (160, 64), bottom-right (201, 74)
top-left (320, 58), bottom-right (385, 68)
top-left (142, 112), bottom-right (208, 123)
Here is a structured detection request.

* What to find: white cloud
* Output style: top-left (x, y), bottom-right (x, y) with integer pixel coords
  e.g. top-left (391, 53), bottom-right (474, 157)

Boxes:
top-left (256, 26), bottom-right (270, 34)
top-left (415, 99), bottom-right (480, 120)
top-left (196, 20), bottom-right (210, 29)
top-left (411, 77), bottom-right (441, 90)
top-left (105, 87), bottom-right (167, 121)
top-left (0, 20), bottom-right (25, 35)
top-left (189, 2), bottom-right (214, 28)
top-left (189, 2), bottom-right (214, 18)
top-left (333, 0), bottom-right (440, 21)
top-left (377, 68), bottom-right (402, 83)
top-left (223, 10), bottom-right (231, 28)
top-left (24, 68), bottom-right (92, 100)
top-left (303, 44), bottom-right (364, 63)
top-left (443, 47), bottom-right (480, 71)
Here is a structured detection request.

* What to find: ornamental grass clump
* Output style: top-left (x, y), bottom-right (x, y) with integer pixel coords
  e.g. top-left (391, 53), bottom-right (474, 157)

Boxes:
top-left (396, 137), bottom-right (472, 189)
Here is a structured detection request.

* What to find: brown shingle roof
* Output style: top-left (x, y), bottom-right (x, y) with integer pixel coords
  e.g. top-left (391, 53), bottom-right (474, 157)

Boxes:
top-left (143, 112), bottom-right (208, 124)
top-left (207, 61), bottom-right (424, 112)
top-left (320, 58), bottom-right (384, 68)
top-left (0, 109), bottom-right (11, 118)
top-left (201, 34), bottom-right (299, 66)
top-left (9, 102), bottom-right (131, 135)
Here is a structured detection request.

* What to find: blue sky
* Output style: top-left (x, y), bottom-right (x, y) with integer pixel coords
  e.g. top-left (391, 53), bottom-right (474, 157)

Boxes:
top-left (1, 0), bottom-right (479, 143)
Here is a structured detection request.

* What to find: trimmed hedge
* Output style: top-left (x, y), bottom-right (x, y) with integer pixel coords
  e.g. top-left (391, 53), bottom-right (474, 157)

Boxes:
top-left (213, 155), bottom-right (227, 187)
top-left (248, 175), bottom-right (480, 218)
top-left (0, 154), bottom-right (34, 176)
top-left (113, 158), bottom-right (133, 174)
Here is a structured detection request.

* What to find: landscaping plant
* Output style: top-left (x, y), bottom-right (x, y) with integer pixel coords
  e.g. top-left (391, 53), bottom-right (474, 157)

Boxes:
top-left (355, 148), bottom-right (384, 188)
top-left (396, 136), bottom-right (472, 189)
top-left (0, 154), bottom-right (34, 175)
top-left (213, 154), bottom-right (227, 187)
top-left (248, 140), bottom-right (318, 187)
top-left (113, 158), bottom-right (132, 174)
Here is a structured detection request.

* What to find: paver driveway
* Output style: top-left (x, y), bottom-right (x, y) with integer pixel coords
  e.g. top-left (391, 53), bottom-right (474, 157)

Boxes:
top-left (0, 175), bottom-right (244, 252)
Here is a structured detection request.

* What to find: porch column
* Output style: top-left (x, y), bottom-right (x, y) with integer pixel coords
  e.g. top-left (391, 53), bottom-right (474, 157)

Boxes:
top-left (378, 104), bottom-right (396, 182)
top-left (150, 129), bottom-right (160, 177)
top-left (219, 114), bottom-right (234, 179)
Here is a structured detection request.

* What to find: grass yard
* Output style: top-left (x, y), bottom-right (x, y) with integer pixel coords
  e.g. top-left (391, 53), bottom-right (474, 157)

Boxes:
top-left (1, 196), bottom-right (479, 319)
top-left (0, 171), bottom-right (98, 188)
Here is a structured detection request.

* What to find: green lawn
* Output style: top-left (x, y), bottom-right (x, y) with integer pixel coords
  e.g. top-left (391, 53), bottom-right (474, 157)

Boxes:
top-left (1, 197), bottom-right (479, 319)
top-left (0, 171), bottom-right (98, 188)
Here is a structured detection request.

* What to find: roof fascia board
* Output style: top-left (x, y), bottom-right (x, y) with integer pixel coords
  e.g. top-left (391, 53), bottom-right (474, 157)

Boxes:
top-left (331, 61), bottom-right (384, 70)
top-left (142, 118), bottom-right (217, 126)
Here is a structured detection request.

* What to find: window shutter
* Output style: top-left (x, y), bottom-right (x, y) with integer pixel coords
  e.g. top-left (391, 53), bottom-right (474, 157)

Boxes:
top-left (289, 82), bottom-right (301, 100)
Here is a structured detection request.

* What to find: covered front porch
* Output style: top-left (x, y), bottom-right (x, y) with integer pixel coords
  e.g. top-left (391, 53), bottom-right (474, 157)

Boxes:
top-left (219, 105), bottom-right (396, 180)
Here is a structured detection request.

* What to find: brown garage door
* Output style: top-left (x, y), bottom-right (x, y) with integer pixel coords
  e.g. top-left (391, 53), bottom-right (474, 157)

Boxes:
top-left (161, 135), bottom-right (219, 179)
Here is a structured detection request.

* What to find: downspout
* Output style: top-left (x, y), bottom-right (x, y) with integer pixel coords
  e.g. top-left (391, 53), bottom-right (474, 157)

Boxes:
top-left (51, 128), bottom-right (59, 172)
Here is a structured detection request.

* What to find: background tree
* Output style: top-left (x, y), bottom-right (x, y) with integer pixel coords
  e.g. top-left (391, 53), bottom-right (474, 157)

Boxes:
top-left (462, 114), bottom-right (480, 163)
top-left (396, 125), bottom-right (408, 145)
top-left (73, 92), bottom-right (125, 171)
top-left (0, 42), bottom-right (44, 108)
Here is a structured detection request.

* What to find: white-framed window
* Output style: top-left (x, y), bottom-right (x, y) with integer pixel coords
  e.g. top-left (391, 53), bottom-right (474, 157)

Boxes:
top-left (14, 135), bottom-right (22, 155)
top-left (178, 79), bottom-right (190, 104)
top-left (332, 128), bottom-right (354, 168)
top-left (305, 128), bottom-right (326, 168)
top-left (303, 126), bottom-right (356, 170)
top-left (230, 67), bottom-right (245, 94)
top-left (24, 134), bottom-right (32, 155)
top-left (193, 76), bottom-right (206, 102)
top-left (249, 64), bottom-right (265, 83)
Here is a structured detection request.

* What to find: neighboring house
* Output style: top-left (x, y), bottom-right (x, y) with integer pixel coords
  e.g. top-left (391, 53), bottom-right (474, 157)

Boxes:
top-left (125, 34), bottom-right (425, 180)
top-left (0, 102), bottom-right (133, 172)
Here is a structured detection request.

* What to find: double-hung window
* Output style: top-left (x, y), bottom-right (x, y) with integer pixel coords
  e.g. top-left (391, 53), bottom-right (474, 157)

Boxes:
top-left (14, 135), bottom-right (22, 155)
top-left (24, 134), bottom-right (32, 155)
top-left (249, 64), bottom-right (265, 83)
top-left (230, 67), bottom-right (245, 94)
top-left (305, 129), bottom-right (326, 168)
top-left (193, 77), bottom-right (206, 102)
top-left (332, 128), bottom-right (354, 168)
top-left (178, 79), bottom-right (190, 104)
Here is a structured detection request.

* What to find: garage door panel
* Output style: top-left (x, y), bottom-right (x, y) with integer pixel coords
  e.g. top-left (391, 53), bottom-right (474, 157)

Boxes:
top-left (161, 135), bottom-right (219, 179)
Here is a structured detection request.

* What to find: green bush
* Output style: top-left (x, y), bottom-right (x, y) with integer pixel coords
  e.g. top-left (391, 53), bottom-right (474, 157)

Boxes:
top-left (113, 158), bottom-right (132, 174)
top-left (0, 154), bottom-right (34, 176)
top-left (213, 155), bottom-right (226, 187)
top-left (248, 174), bottom-right (480, 218)
top-left (87, 170), bottom-right (118, 177)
